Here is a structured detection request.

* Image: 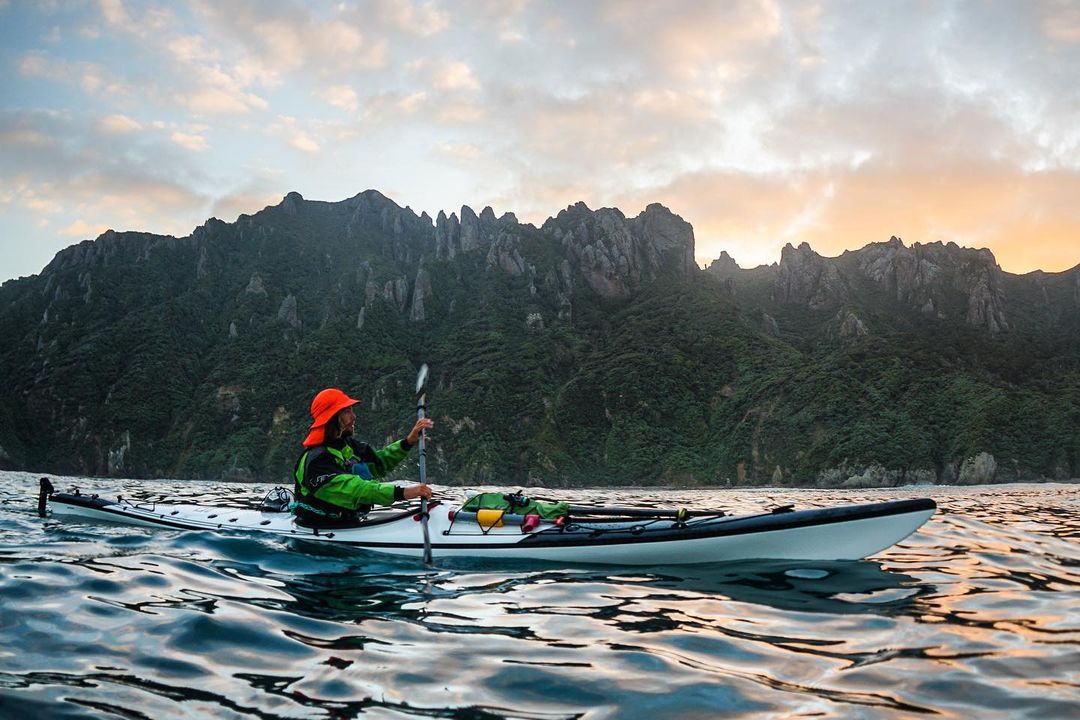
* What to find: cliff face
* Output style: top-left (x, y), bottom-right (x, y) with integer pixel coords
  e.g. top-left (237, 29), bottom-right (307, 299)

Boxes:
top-left (852, 238), bottom-right (1008, 332)
top-left (747, 237), bottom-right (1024, 334)
top-left (773, 242), bottom-right (849, 309)
top-left (543, 202), bottom-right (697, 298)
top-left (1, 192), bottom-right (1077, 487)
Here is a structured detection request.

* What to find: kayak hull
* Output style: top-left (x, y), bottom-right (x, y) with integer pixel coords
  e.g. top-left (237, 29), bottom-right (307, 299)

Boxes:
top-left (46, 492), bottom-right (935, 565)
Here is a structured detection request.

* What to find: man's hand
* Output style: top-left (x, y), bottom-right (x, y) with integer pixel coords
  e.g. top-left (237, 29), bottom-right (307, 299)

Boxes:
top-left (403, 484), bottom-right (433, 501)
top-left (407, 417), bottom-right (434, 446)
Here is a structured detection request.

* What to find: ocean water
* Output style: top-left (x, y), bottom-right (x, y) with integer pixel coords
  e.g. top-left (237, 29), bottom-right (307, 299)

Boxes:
top-left (0, 472), bottom-right (1076, 719)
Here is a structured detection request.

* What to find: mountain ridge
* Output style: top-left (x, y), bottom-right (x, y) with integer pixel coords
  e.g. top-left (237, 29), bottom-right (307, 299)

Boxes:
top-left (1, 190), bottom-right (1077, 487)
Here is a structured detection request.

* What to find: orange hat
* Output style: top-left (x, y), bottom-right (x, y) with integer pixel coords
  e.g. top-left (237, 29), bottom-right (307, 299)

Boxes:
top-left (303, 388), bottom-right (360, 447)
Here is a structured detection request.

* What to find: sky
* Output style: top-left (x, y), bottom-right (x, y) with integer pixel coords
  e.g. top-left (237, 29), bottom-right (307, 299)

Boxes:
top-left (1, 0), bottom-right (1078, 283)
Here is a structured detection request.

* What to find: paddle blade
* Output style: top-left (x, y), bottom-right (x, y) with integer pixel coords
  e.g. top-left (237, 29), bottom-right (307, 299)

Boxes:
top-left (415, 363), bottom-right (428, 394)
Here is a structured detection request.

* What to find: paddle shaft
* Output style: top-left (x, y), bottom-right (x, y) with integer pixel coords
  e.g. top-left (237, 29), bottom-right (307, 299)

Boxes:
top-left (417, 392), bottom-right (432, 564)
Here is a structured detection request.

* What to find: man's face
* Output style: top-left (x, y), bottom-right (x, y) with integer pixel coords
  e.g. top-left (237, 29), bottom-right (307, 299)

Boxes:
top-left (338, 406), bottom-right (356, 435)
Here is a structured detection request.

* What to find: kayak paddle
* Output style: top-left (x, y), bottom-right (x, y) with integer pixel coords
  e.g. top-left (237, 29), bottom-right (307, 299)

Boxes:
top-left (415, 363), bottom-right (433, 565)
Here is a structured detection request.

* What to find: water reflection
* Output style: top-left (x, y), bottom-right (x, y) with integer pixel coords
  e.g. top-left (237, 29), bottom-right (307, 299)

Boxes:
top-left (186, 556), bottom-right (929, 631)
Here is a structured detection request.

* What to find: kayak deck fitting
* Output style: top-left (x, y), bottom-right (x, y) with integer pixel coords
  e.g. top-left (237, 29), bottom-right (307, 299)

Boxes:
top-left (39, 480), bottom-right (936, 566)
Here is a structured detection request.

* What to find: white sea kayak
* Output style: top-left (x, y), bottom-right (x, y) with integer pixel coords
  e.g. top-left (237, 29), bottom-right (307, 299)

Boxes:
top-left (39, 481), bottom-right (936, 566)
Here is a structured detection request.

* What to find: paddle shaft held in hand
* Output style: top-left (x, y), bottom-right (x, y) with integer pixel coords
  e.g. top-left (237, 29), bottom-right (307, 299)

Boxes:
top-left (416, 365), bottom-right (433, 564)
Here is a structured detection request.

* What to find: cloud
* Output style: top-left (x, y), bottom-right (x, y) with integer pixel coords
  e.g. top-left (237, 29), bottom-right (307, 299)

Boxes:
top-left (176, 65), bottom-right (269, 115)
top-left (315, 84), bottom-right (360, 113)
top-left (266, 115), bottom-right (322, 153)
top-left (397, 92), bottom-right (427, 113)
top-left (72, 6), bottom-right (271, 116)
top-left (376, 0), bottom-right (451, 36)
top-left (209, 189), bottom-right (285, 222)
top-left (99, 114), bottom-right (143, 134)
top-left (19, 51), bottom-right (131, 97)
top-left (336, 90), bottom-right (428, 126)
top-left (438, 142), bottom-right (482, 160)
top-left (0, 109), bottom-right (211, 241)
top-left (1040, 0), bottom-right (1080, 43)
top-left (170, 131), bottom-right (209, 151)
top-left (189, 0), bottom-right (388, 85)
top-left (98, 0), bottom-right (133, 29)
top-left (433, 61), bottom-right (481, 91)
top-left (24, 186), bottom-right (65, 215)
top-left (0, 109), bottom-right (68, 158)
top-left (167, 34), bottom-right (217, 64)
top-left (97, 0), bottom-right (173, 39)
top-left (0, 127), bottom-right (54, 148)
top-left (60, 219), bottom-right (110, 238)
top-left (410, 58), bottom-right (481, 93)
top-left (600, 0), bottom-right (783, 81)
top-left (289, 132), bottom-right (320, 154)
top-left (435, 101), bottom-right (484, 123)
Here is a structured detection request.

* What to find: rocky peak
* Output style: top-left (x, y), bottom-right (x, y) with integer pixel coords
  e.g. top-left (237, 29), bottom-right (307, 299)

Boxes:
top-left (346, 190), bottom-right (429, 236)
top-left (705, 251), bottom-right (741, 279)
top-left (853, 237), bottom-right (1008, 332)
top-left (542, 202), bottom-right (697, 298)
top-left (957, 249), bottom-right (1008, 333)
top-left (44, 229), bottom-right (176, 277)
top-left (280, 191), bottom-right (303, 215)
top-left (460, 205), bottom-right (483, 252)
top-left (774, 242), bottom-right (847, 309)
top-left (705, 251), bottom-right (740, 296)
top-left (485, 231), bottom-right (528, 276)
top-left (435, 204), bottom-right (508, 259)
top-left (856, 236), bottom-right (932, 302)
top-left (633, 204), bottom-right (697, 277)
top-left (340, 190), bottom-right (434, 266)
top-left (434, 210), bottom-right (459, 259)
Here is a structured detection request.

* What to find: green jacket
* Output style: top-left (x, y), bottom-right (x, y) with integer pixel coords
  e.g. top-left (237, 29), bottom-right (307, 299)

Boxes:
top-left (294, 436), bottom-right (413, 520)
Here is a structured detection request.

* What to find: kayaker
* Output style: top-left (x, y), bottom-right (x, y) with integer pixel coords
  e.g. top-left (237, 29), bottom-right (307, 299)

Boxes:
top-left (293, 387), bottom-right (433, 526)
